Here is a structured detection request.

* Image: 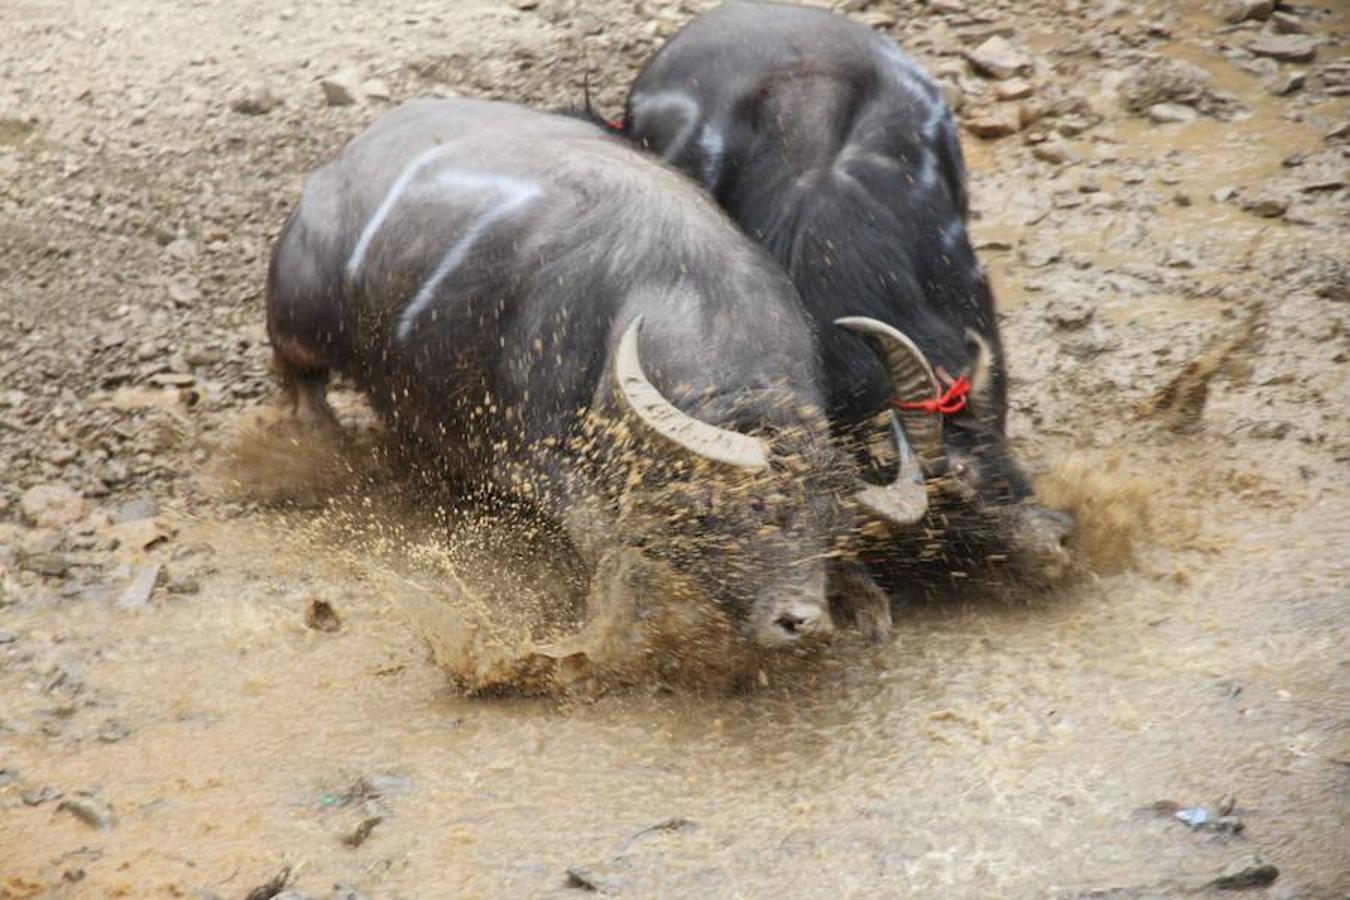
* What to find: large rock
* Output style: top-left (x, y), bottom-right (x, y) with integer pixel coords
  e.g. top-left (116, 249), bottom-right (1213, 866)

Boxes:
top-left (19, 484), bottom-right (87, 529)
top-left (1247, 35), bottom-right (1318, 64)
top-left (1148, 102), bottom-right (1198, 124)
top-left (965, 36), bottom-right (1031, 80)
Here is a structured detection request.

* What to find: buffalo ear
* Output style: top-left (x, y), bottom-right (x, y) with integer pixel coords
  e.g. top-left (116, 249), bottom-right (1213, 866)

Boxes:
top-left (963, 328), bottom-right (998, 430)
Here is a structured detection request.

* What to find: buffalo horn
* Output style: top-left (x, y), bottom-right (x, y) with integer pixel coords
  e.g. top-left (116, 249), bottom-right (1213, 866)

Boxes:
top-left (613, 315), bottom-right (770, 471)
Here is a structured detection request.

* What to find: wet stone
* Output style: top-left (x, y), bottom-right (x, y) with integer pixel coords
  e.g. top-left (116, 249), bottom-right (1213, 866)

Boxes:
top-left (1241, 191), bottom-right (1290, 218)
top-left (1270, 11), bottom-right (1305, 34)
top-left (320, 70), bottom-right (362, 107)
top-left (966, 107), bottom-right (1022, 138)
top-left (1249, 420), bottom-right (1292, 440)
top-left (1247, 35), bottom-right (1318, 64)
top-left (1208, 857), bottom-right (1279, 890)
top-left (1220, 0), bottom-right (1273, 24)
top-left (58, 795), bottom-right (114, 830)
top-left (966, 36), bottom-right (1031, 80)
top-left (1148, 102), bottom-right (1197, 125)
top-left (0, 629), bottom-right (15, 644)
top-left (22, 785), bottom-right (63, 806)
top-left (304, 597), bottom-right (341, 632)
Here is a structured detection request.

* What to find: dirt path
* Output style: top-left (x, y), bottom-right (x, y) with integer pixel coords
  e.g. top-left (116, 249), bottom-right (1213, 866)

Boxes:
top-left (1, 0), bottom-right (1346, 897)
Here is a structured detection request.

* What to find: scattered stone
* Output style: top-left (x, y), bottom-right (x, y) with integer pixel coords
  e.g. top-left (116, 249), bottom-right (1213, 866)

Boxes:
top-left (1271, 11), bottom-right (1306, 34)
top-left (1249, 420), bottom-right (1292, 440)
top-left (22, 785), bottom-right (63, 806)
top-left (1045, 298), bottom-right (1094, 330)
top-left (1220, 0), bottom-right (1273, 24)
top-left (1212, 186), bottom-right (1237, 203)
top-left (332, 888), bottom-right (371, 900)
top-left (96, 719), bottom-right (131, 743)
top-left (164, 566), bottom-right (202, 594)
top-left (24, 552), bottom-right (71, 578)
top-left (965, 36), bottom-right (1031, 80)
top-left (272, 893), bottom-right (315, 900)
top-left (0, 629), bottom-right (16, 644)
top-left (230, 84), bottom-right (281, 116)
top-left (320, 71), bottom-right (363, 107)
top-left (859, 10), bottom-right (898, 29)
top-left (0, 114), bottom-right (37, 145)
top-left (995, 78), bottom-right (1034, 101)
top-left (342, 816), bottom-right (382, 847)
top-left (1272, 72), bottom-right (1305, 96)
top-left (58, 795), bottom-right (114, 830)
top-left (362, 79), bottom-right (391, 101)
top-left (116, 563), bottom-right (161, 610)
top-left (244, 867), bottom-right (292, 900)
top-left (965, 107), bottom-right (1021, 138)
top-left (305, 597), bottom-right (342, 632)
top-left (115, 497), bottom-right (158, 524)
top-left (1207, 857), bottom-right (1279, 890)
top-left (1247, 35), bottom-right (1318, 64)
top-left (1240, 191), bottom-right (1290, 218)
top-left (1118, 58), bottom-right (1238, 118)
top-left (1148, 102), bottom-right (1197, 125)
top-left (1324, 121), bottom-right (1349, 141)
top-left (565, 865), bottom-right (624, 894)
top-left (1032, 139), bottom-right (1080, 164)
top-left (509, 0), bottom-right (539, 8)
top-left (20, 484), bottom-right (87, 529)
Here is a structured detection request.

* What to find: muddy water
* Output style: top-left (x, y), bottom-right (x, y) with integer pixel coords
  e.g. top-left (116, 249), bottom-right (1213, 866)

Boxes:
top-left (4, 4), bottom-right (1349, 899)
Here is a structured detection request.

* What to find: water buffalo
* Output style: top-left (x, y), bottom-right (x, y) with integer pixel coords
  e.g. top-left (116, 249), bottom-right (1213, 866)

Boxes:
top-left (266, 98), bottom-right (923, 645)
top-left (623, 2), bottom-right (1074, 582)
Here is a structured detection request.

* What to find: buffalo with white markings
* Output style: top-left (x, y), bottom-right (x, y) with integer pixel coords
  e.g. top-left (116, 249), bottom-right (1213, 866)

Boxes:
top-left (266, 98), bottom-right (923, 645)
top-left (623, 2), bottom-right (1074, 584)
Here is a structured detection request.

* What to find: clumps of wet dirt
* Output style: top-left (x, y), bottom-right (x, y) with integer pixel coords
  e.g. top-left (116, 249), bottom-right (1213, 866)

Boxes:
top-left (1116, 57), bottom-right (1245, 120)
top-left (1144, 308), bottom-right (1262, 434)
top-left (205, 404), bottom-right (382, 508)
top-left (1037, 451), bottom-right (1153, 576)
top-left (205, 403), bottom-right (808, 697)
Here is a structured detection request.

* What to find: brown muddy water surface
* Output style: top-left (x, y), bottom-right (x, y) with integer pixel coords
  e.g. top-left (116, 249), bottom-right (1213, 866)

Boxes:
top-left (1, 0), bottom-right (1347, 896)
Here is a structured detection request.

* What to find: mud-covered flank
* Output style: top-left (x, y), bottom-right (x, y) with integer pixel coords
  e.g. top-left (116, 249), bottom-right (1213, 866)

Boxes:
top-left (1, 0), bottom-right (1346, 897)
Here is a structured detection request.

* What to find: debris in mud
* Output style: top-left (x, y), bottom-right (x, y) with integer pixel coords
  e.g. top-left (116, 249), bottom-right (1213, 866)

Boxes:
top-left (1207, 856), bottom-right (1279, 890)
top-left (1239, 191), bottom-right (1290, 219)
top-left (966, 107), bottom-right (1022, 139)
top-left (332, 888), bottom-right (371, 900)
top-left (341, 815), bottom-right (382, 848)
top-left (565, 865), bottom-right (625, 894)
top-left (96, 718), bottom-right (131, 743)
top-left (115, 563), bottom-right (161, 610)
top-left (243, 867), bottom-right (293, 900)
top-left (304, 597), bottom-right (342, 632)
top-left (57, 794), bottom-right (114, 830)
top-left (1144, 310), bottom-right (1261, 433)
top-left (113, 496), bottom-right (157, 523)
top-left (1147, 102), bottom-right (1197, 125)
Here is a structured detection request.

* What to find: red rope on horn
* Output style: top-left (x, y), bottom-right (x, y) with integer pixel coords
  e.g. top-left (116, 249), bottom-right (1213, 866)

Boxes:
top-left (892, 374), bottom-right (970, 415)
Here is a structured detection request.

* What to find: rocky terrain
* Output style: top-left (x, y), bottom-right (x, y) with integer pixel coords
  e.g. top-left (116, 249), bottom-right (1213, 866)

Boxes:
top-left (1, 0), bottom-right (1346, 897)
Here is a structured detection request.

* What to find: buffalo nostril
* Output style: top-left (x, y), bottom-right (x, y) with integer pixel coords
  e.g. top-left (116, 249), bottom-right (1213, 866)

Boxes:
top-left (775, 612), bottom-right (808, 635)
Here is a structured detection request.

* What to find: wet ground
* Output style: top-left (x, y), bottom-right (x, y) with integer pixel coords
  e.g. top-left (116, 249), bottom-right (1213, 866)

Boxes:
top-left (1, 0), bottom-right (1347, 897)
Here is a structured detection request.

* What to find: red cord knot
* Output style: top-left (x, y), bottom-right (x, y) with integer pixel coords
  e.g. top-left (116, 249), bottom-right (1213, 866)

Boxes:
top-left (892, 374), bottom-right (970, 415)
top-left (605, 118), bottom-right (624, 132)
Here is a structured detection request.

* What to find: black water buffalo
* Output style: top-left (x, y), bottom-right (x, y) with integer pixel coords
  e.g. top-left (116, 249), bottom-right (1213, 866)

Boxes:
top-left (623, 2), bottom-right (1074, 581)
top-left (266, 98), bottom-right (924, 645)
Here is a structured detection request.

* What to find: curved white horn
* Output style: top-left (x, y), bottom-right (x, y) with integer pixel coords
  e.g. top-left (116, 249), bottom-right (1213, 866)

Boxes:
top-left (614, 315), bottom-right (770, 471)
top-left (834, 316), bottom-right (945, 472)
top-left (853, 411), bottom-right (928, 525)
